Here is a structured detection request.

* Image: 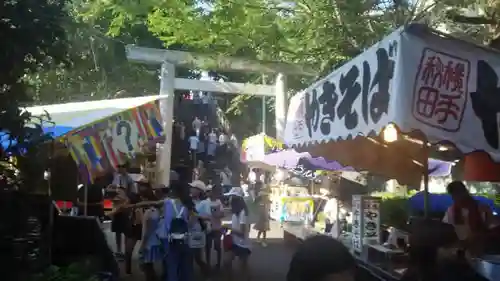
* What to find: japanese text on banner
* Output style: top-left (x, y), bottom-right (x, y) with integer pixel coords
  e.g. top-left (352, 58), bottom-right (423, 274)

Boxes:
top-left (412, 48), bottom-right (470, 132)
top-left (304, 41), bottom-right (398, 138)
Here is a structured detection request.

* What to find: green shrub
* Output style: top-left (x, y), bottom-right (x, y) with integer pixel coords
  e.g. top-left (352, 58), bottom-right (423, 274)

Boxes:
top-left (379, 197), bottom-right (410, 230)
top-left (29, 261), bottom-right (99, 281)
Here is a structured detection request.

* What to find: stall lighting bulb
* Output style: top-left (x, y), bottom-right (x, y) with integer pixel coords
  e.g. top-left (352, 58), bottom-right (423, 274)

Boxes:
top-left (383, 124), bottom-right (398, 143)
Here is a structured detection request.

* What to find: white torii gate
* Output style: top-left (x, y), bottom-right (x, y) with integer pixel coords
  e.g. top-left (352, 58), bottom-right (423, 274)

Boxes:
top-left (125, 45), bottom-right (317, 185)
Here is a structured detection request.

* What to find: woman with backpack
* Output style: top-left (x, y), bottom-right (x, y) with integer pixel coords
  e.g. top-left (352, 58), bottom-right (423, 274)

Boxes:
top-left (224, 190), bottom-right (251, 281)
top-left (160, 182), bottom-right (196, 281)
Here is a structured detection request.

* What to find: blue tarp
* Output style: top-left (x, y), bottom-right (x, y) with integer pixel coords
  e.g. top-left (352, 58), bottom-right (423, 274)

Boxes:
top-left (1, 125), bottom-right (74, 150)
top-left (409, 191), bottom-right (499, 213)
top-left (42, 125), bottom-right (74, 137)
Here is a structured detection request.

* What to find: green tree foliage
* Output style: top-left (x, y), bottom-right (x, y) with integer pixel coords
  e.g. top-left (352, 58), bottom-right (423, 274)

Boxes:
top-left (23, 0), bottom-right (165, 105)
top-left (78, 0), bottom-right (425, 136)
top-left (72, 0), bottom-right (499, 137)
top-left (0, 0), bottom-right (68, 190)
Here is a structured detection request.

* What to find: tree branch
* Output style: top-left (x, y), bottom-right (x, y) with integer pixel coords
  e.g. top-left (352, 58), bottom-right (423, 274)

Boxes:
top-left (329, 0), bottom-right (361, 51)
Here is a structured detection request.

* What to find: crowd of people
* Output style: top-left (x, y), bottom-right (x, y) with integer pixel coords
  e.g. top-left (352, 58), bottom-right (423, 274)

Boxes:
top-left (179, 116), bottom-right (237, 168)
top-left (71, 145), bottom-right (498, 281)
top-left (101, 164), bottom-right (253, 281)
top-left (73, 158), bottom-right (500, 281)
top-left (72, 156), bottom-right (280, 281)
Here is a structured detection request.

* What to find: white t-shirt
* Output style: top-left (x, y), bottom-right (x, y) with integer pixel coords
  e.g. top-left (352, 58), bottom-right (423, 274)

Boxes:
top-left (230, 135), bottom-right (238, 147)
top-left (323, 198), bottom-right (338, 221)
top-left (220, 171), bottom-right (232, 186)
top-left (202, 94), bottom-right (210, 104)
top-left (208, 132), bottom-right (217, 143)
top-left (194, 199), bottom-right (209, 214)
top-left (259, 174), bottom-right (265, 183)
top-left (205, 199), bottom-right (223, 230)
top-left (189, 200), bottom-right (207, 248)
top-left (112, 173), bottom-right (137, 193)
top-left (248, 172), bottom-right (256, 184)
top-left (219, 134), bottom-right (227, 145)
top-left (189, 136), bottom-right (199, 150)
top-left (231, 210), bottom-right (250, 248)
top-left (192, 119), bottom-right (202, 130)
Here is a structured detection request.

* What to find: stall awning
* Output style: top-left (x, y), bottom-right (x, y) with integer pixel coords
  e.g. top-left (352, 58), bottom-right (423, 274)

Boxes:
top-left (2, 95), bottom-right (156, 151)
top-left (23, 96), bottom-right (163, 182)
top-left (262, 149), bottom-right (452, 177)
top-left (27, 95), bottom-right (160, 130)
top-left (284, 24), bottom-right (497, 185)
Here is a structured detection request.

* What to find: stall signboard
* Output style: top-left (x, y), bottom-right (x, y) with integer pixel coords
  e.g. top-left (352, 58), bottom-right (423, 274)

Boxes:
top-left (352, 195), bottom-right (381, 253)
top-left (352, 196), bottom-right (363, 253)
top-left (284, 24), bottom-right (500, 185)
top-left (279, 197), bottom-right (314, 222)
top-left (65, 101), bottom-right (163, 182)
top-left (362, 197), bottom-right (381, 246)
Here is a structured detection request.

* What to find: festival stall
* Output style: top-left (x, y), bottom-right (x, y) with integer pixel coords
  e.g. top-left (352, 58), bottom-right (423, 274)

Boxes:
top-left (26, 96), bottom-right (164, 212)
top-left (259, 147), bottom-right (452, 222)
top-left (283, 23), bottom-right (500, 280)
top-left (61, 98), bottom-right (163, 183)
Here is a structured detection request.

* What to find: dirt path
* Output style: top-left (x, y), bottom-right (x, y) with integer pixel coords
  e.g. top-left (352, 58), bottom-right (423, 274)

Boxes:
top-left (103, 202), bottom-right (293, 281)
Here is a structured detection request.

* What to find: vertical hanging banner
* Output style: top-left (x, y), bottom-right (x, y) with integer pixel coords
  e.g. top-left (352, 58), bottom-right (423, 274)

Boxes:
top-left (351, 195), bottom-right (381, 253)
top-left (351, 196), bottom-right (363, 253)
top-left (64, 100), bottom-right (163, 182)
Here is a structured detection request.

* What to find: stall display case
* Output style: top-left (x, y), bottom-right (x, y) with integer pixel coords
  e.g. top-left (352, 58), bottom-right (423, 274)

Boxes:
top-left (269, 184), bottom-right (314, 222)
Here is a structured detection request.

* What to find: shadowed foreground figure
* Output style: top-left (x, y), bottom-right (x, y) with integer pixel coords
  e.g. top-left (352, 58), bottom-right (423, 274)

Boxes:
top-left (287, 236), bottom-right (355, 281)
top-left (400, 246), bottom-right (488, 281)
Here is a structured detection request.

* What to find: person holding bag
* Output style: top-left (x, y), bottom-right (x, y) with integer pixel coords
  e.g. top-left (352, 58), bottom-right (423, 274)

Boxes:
top-left (188, 180), bottom-right (210, 278)
top-left (158, 182), bottom-right (193, 281)
top-left (224, 189), bottom-right (251, 281)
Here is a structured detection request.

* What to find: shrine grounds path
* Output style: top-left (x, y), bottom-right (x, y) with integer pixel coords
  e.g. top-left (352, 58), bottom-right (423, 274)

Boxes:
top-left (103, 203), bottom-right (294, 281)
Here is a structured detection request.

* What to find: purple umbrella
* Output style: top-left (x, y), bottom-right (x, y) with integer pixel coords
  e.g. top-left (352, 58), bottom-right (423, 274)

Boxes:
top-left (262, 149), bottom-right (452, 176)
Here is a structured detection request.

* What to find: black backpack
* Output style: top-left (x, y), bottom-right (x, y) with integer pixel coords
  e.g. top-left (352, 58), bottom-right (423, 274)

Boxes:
top-left (168, 200), bottom-right (189, 246)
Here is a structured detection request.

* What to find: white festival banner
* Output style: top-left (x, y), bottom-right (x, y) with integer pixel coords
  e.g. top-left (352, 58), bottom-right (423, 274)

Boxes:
top-left (284, 24), bottom-right (500, 162)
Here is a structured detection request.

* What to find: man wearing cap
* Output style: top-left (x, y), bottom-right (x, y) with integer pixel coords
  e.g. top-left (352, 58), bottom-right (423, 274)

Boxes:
top-left (188, 180), bottom-right (211, 277)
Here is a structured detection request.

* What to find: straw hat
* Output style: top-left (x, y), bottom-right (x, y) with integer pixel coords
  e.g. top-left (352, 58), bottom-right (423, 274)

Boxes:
top-left (189, 180), bottom-right (208, 191)
top-left (226, 186), bottom-right (244, 197)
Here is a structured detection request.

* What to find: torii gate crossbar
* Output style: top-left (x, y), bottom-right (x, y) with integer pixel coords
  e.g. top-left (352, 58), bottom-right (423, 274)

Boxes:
top-left (126, 45), bottom-right (317, 185)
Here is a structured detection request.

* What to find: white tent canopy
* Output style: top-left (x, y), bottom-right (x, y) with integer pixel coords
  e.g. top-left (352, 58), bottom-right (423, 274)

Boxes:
top-left (284, 24), bottom-right (500, 186)
top-left (27, 95), bottom-right (159, 129)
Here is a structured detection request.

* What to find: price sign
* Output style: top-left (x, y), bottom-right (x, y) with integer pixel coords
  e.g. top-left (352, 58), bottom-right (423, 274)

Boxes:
top-left (363, 199), bottom-right (380, 244)
top-left (352, 196), bottom-right (363, 252)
